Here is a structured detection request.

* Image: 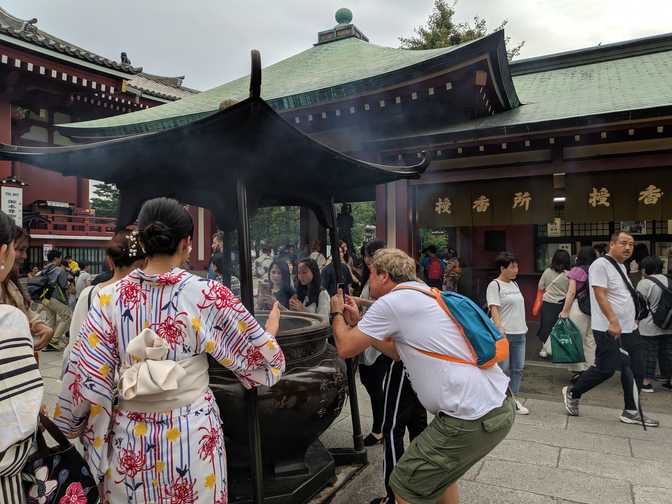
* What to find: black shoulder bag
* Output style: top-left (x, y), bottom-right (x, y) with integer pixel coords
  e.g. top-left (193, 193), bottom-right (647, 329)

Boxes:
top-left (603, 256), bottom-right (649, 321)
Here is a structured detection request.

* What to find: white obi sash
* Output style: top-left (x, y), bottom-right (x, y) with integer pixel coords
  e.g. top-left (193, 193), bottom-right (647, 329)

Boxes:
top-left (118, 328), bottom-right (209, 412)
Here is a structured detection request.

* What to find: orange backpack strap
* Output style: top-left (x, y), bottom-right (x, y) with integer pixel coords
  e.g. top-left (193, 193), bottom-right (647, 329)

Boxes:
top-left (393, 285), bottom-right (479, 366)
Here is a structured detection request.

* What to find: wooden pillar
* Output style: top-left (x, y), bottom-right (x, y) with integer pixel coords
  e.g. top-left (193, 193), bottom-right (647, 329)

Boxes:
top-left (375, 183), bottom-right (386, 242)
top-left (0, 99), bottom-right (11, 179)
top-left (394, 179), bottom-right (411, 253)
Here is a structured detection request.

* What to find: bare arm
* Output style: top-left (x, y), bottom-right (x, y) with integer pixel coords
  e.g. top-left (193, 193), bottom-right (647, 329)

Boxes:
top-left (560, 279), bottom-right (577, 317)
top-left (331, 315), bottom-right (400, 360)
top-left (593, 286), bottom-right (621, 337)
top-left (489, 305), bottom-right (505, 335)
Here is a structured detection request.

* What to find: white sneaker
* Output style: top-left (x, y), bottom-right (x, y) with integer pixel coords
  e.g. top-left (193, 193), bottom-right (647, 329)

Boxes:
top-left (539, 350), bottom-right (549, 358)
top-left (515, 399), bottom-right (529, 415)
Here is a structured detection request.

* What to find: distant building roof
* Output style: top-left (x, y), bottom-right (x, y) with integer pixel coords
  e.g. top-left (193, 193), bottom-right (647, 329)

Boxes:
top-left (0, 6), bottom-right (141, 75)
top-left (128, 72), bottom-right (199, 102)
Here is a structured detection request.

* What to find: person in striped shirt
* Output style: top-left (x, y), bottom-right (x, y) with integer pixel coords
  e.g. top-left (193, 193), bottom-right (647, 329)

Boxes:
top-left (0, 210), bottom-right (44, 503)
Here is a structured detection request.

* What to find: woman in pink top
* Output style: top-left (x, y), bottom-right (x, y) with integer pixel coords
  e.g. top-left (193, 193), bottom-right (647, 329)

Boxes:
top-left (559, 246), bottom-right (598, 379)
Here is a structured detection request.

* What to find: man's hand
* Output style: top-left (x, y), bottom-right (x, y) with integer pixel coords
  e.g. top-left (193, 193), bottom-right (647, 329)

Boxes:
top-left (33, 323), bottom-right (53, 351)
top-left (558, 311), bottom-right (569, 319)
top-left (607, 318), bottom-right (622, 338)
top-left (343, 296), bottom-right (361, 326)
top-left (330, 289), bottom-right (345, 315)
top-left (265, 302), bottom-right (281, 336)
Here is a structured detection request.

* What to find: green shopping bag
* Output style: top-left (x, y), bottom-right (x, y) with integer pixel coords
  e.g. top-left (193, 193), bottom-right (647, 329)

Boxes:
top-left (550, 318), bottom-right (585, 364)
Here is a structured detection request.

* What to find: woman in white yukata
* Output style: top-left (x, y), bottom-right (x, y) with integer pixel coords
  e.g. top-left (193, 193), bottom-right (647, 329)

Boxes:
top-left (55, 197), bottom-right (285, 504)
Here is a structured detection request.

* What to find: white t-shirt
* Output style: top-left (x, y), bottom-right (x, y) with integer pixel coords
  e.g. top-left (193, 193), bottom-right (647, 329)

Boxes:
top-left (303, 289), bottom-right (330, 319)
top-left (589, 256), bottom-right (637, 333)
top-left (637, 274), bottom-right (669, 337)
top-left (486, 280), bottom-right (528, 334)
top-left (358, 281), bottom-right (509, 420)
top-left (62, 284), bottom-right (99, 376)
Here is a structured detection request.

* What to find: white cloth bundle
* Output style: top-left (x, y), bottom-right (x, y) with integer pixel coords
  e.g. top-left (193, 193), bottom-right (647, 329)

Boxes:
top-left (118, 328), bottom-right (209, 412)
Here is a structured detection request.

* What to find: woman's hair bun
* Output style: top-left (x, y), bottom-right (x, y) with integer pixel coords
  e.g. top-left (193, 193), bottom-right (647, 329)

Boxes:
top-left (137, 198), bottom-right (194, 257)
top-left (141, 221), bottom-right (177, 256)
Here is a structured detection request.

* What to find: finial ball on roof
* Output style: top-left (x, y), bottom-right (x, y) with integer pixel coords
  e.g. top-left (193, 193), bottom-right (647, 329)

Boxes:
top-left (335, 8), bottom-right (353, 25)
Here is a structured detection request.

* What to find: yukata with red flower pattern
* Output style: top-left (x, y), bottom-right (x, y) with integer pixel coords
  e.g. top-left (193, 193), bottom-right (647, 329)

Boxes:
top-left (54, 268), bottom-right (285, 504)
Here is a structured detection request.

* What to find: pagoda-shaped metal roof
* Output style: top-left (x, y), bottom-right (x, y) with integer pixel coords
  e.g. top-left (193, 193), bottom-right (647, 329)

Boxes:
top-left (57, 28), bottom-right (519, 139)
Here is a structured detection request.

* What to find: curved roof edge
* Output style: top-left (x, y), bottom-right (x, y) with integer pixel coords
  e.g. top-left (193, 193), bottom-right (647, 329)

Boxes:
top-left (0, 6), bottom-right (141, 75)
top-left (511, 31), bottom-right (672, 76)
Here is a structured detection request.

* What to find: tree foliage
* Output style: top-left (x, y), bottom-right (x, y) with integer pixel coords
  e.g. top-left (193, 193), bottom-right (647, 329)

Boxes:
top-left (399, 0), bottom-right (524, 60)
top-left (350, 201), bottom-right (376, 253)
top-left (250, 206), bottom-right (300, 254)
top-left (90, 181), bottom-right (119, 217)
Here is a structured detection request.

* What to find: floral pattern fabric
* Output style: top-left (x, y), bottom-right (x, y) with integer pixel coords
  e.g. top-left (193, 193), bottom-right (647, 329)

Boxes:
top-left (54, 268), bottom-right (285, 504)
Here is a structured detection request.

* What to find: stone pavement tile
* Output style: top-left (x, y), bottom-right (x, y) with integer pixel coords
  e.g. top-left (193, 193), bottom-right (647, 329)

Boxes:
top-left (476, 460), bottom-right (633, 504)
top-left (462, 460), bottom-right (483, 481)
top-left (487, 439), bottom-right (559, 468)
top-left (517, 398), bottom-right (570, 428)
top-left (578, 402), bottom-right (672, 427)
top-left (633, 486), bottom-right (672, 504)
top-left (460, 480), bottom-right (556, 504)
top-left (507, 422), bottom-right (631, 456)
top-left (568, 415), bottom-right (672, 442)
top-left (630, 437), bottom-right (672, 462)
top-left (560, 448), bottom-right (672, 489)
top-left (40, 364), bottom-right (63, 379)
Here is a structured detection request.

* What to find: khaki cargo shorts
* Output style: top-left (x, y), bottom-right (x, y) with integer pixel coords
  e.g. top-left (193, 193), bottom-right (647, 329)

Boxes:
top-left (389, 396), bottom-right (514, 504)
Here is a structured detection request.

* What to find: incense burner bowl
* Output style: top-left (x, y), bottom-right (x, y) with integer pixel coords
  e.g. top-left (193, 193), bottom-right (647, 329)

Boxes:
top-left (209, 311), bottom-right (347, 469)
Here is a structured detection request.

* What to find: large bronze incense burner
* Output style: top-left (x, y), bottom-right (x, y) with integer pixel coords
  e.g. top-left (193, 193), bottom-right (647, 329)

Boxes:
top-left (210, 312), bottom-right (347, 470)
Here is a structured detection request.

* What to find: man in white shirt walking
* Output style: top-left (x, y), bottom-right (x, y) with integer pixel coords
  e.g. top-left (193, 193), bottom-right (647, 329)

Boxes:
top-left (563, 231), bottom-right (659, 427)
top-left (330, 248), bottom-right (513, 504)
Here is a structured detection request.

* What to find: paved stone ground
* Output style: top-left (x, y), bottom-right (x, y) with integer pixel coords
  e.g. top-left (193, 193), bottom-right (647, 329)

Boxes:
top-left (40, 351), bottom-right (672, 504)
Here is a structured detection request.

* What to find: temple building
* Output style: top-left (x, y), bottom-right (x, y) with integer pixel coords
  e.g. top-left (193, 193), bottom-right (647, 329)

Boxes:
top-left (7, 7), bottom-right (672, 313)
top-left (0, 6), bottom-right (196, 269)
top-left (58, 8), bottom-right (672, 311)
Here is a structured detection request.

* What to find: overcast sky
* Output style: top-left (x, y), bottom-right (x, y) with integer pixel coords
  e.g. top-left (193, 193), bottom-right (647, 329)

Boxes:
top-left (4, 0), bottom-right (672, 91)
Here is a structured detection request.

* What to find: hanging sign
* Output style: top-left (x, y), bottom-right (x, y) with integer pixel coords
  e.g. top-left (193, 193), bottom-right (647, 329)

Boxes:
top-left (1, 186), bottom-right (22, 227)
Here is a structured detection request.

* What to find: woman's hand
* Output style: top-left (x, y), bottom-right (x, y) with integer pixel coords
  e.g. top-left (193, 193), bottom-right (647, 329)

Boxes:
top-left (289, 297), bottom-right (304, 312)
top-left (558, 310), bottom-right (569, 319)
top-left (33, 323), bottom-right (53, 351)
top-left (265, 302), bottom-right (281, 336)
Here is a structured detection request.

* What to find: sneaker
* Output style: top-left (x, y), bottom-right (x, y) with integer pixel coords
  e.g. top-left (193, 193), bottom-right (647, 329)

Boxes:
top-left (363, 433), bottom-right (383, 447)
top-left (662, 382), bottom-right (672, 391)
top-left (620, 410), bottom-right (660, 428)
top-left (562, 386), bottom-right (579, 416)
top-left (641, 384), bottom-right (654, 393)
top-left (515, 399), bottom-right (529, 415)
top-left (539, 350), bottom-right (549, 359)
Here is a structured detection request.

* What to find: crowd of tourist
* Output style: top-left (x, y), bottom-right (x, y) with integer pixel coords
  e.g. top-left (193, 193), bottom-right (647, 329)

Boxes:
top-left (1, 201), bottom-right (666, 503)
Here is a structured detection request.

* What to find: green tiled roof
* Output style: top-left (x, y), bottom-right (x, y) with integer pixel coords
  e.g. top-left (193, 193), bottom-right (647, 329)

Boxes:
top-left (376, 47), bottom-right (672, 144)
top-left (58, 36), bottom-right (480, 135)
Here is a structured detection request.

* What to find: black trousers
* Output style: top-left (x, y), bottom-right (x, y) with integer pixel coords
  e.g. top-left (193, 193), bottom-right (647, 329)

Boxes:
top-left (571, 330), bottom-right (646, 411)
top-left (382, 360), bottom-right (427, 503)
top-left (359, 354), bottom-right (391, 434)
top-left (643, 334), bottom-right (672, 380)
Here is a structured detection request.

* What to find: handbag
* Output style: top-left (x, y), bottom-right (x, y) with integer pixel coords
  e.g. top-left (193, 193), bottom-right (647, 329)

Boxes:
top-left (532, 271), bottom-right (565, 317)
top-left (22, 414), bottom-right (99, 504)
top-left (603, 256), bottom-right (649, 321)
top-left (531, 290), bottom-right (543, 317)
top-left (550, 318), bottom-right (585, 364)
